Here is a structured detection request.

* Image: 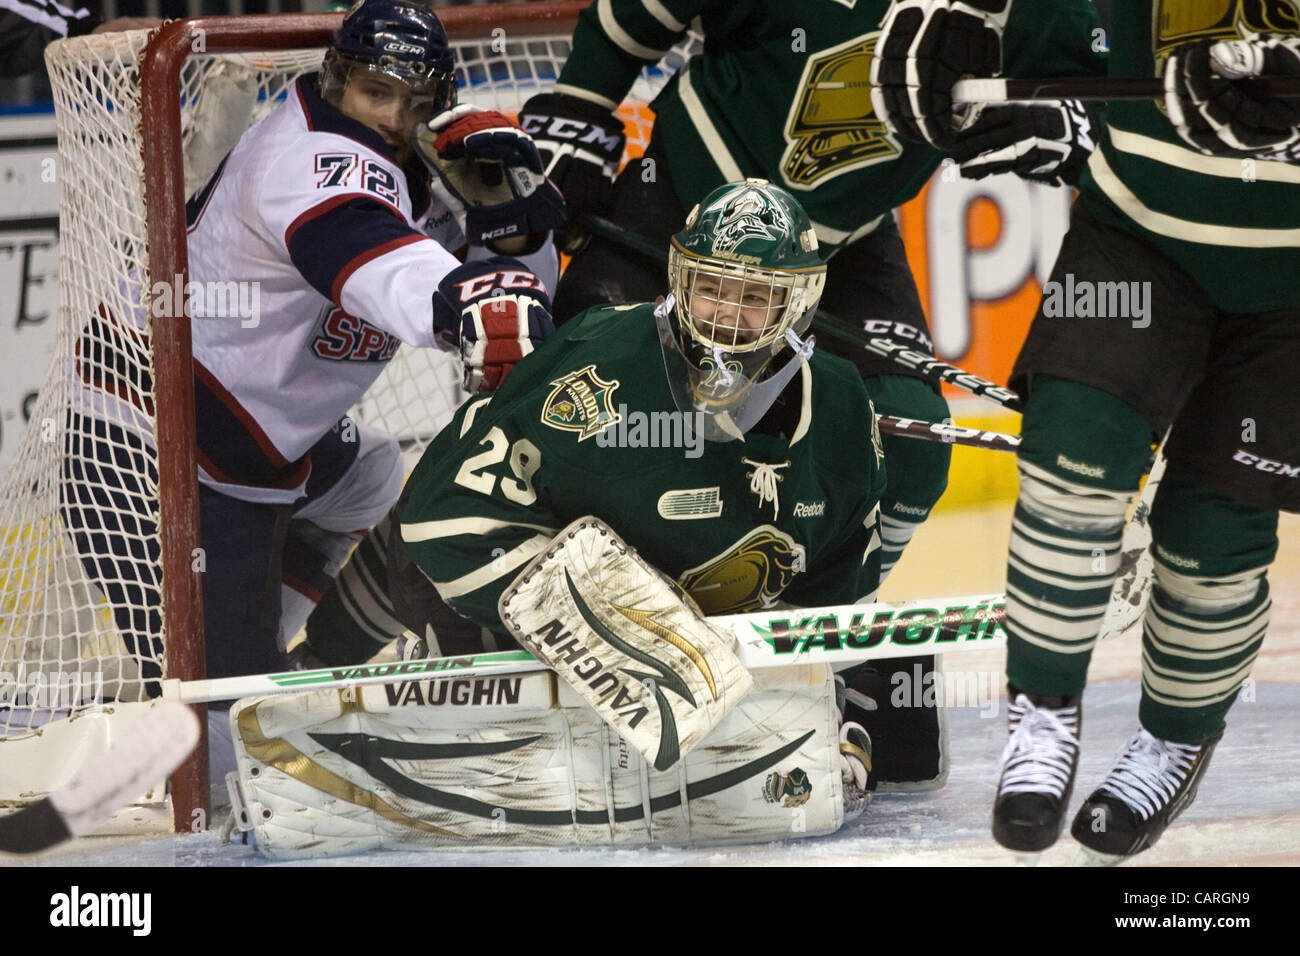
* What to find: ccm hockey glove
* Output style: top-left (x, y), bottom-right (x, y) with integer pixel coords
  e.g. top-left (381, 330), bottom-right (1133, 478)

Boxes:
top-left (950, 100), bottom-right (1097, 186)
top-left (1165, 33), bottom-right (1300, 159)
top-left (416, 105), bottom-right (568, 245)
top-left (870, 0), bottom-right (1013, 149)
top-left (433, 258), bottom-right (555, 392)
top-left (518, 92), bottom-right (627, 250)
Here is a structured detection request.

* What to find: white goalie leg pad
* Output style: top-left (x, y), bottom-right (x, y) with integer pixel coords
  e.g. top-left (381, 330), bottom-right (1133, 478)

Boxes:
top-left (498, 516), bottom-right (753, 771)
top-left (227, 665), bottom-right (843, 859)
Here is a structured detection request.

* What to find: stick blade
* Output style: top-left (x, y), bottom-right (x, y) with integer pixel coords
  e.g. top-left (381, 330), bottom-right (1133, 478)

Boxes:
top-left (0, 702), bottom-right (200, 854)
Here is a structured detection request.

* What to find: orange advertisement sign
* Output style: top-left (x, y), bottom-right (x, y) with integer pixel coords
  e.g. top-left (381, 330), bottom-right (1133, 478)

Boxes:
top-left (897, 168), bottom-right (1073, 401)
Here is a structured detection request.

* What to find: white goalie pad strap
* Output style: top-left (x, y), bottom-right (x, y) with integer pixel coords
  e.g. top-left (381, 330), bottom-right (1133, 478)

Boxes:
top-left (498, 516), bottom-right (753, 772)
top-left (228, 665), bottom-right (842, 859)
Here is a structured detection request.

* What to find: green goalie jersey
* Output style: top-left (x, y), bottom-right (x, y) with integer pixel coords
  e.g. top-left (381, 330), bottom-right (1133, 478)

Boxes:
top-left (1076, 1), bottom-right (1300, 312)
top-left (554, 0), bottom-right (1101, 255)
top-left (400, 303), bottom-right (886, 634)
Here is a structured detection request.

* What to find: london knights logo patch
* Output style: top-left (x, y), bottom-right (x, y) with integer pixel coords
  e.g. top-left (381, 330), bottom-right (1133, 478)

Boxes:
top-left (541, 364), bottom-right (620, 440)
top-left (763, 767), bottom-right (812, 808)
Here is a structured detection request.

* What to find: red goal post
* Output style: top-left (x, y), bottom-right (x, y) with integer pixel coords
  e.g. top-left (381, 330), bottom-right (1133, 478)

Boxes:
top-left (4, 1), bottom-right (684, 835)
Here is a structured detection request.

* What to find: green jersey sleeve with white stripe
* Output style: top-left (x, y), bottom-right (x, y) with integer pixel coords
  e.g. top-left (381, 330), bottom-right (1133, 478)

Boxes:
top-left (399, 303), bottom-right (886, 633)
top-left (1075, 2), bottom-right (1300, 313)
top-left (555, 0), bottom-right (1102, 255)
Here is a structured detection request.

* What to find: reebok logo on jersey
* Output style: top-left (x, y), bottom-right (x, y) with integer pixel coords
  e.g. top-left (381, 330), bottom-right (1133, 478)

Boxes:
top-left (793, 501), bottom-right (826, 518)
top-left (657, 488), bottom-right (724, 520)
top-left (1056, 453), bottom-right (1106, 479)
top-left (1155, 545), bottom-right (1200, 570)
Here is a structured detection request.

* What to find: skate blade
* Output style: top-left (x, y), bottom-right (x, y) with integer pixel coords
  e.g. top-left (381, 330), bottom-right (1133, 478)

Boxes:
top-left (1011, 851), bottom-right (1043, 867)
top-left (1074, 846), bottom-right (1125, 867)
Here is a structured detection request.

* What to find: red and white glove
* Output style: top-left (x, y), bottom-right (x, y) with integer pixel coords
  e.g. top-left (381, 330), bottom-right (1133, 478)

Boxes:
top-left (433, 258), bottom-right (555, 392)
top-left (415, 105), bottom-right (567, 245)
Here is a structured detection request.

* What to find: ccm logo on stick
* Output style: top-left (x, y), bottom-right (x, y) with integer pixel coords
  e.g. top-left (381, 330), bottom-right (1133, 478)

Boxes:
top-left (1233, 450), bottom-right (1300, 477)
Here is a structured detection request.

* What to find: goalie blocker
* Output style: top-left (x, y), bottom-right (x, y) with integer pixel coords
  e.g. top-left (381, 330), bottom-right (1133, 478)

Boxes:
top-left (225, 663), bottom-right (854, 858)
top-left (499, 516), bottom-right (752, 772)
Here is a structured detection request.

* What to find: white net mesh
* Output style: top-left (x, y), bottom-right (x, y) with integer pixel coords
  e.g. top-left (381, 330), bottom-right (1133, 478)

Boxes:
top-left (0, 17), bottom-right (693, 761)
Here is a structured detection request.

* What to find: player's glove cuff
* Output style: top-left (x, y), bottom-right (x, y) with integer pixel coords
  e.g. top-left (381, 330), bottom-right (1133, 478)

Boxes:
top-left (950, 99), bottom-right (1097, 186)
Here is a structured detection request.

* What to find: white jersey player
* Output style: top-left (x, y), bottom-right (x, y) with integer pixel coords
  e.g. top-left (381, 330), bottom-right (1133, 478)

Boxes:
top-left (61, 0), bottom-right (564, 699)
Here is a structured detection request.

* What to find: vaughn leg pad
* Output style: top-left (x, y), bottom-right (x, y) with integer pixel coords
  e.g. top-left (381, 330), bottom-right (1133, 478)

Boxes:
top-left (227, 664), bottom-right (842, 858)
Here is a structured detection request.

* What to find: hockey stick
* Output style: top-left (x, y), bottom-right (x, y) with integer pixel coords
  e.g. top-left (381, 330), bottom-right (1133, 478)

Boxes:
top-left (862, 337), bottom-right (1024, 411)
top-left (168, 593), bottom-right (1009, 704)
top-left (952, 75), bottom-right (1300, 104)
top-left (0, 701), bottom-right (199, 854)
top-left (877, 414), bottom-right (1019, 453)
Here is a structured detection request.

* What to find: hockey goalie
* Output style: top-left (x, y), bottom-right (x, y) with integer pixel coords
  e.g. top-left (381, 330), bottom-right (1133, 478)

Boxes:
top-left (224, 179), bottom-right (890, 856)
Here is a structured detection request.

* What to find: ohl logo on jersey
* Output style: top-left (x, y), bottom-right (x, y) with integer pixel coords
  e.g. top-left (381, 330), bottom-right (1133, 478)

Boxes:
top-left (312, 306), bottom-right (402, 362)
top-left (781, 34), bottom-right (900, 189)
top-left (679, 527), bottom-right (805, 615)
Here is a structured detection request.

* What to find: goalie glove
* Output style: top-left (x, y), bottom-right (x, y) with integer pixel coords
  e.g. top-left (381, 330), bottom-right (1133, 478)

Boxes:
top-left (1165, 33), bottom-right (1300, 159)
top-left (433, 258), bottom-right (555, 392)
top-left (870, 0), bottom-right (1013, 150)
top-left (949, 99), bottom-right (1096, 186)
top-left (499, 516), bottom-right (752, 772)
top-left (415, 105), bottom-right (568, 245)
top-left (518, 92), bottom-right (627, 250)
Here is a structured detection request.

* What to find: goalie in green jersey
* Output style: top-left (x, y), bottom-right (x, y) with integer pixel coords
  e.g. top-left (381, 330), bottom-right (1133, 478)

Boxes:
top-left (301, 178), bottom-right (941, 798)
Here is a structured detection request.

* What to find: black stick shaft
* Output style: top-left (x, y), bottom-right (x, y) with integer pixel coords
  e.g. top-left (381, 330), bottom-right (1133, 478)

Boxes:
top-left (877, 414), bottom-right (1020, 453)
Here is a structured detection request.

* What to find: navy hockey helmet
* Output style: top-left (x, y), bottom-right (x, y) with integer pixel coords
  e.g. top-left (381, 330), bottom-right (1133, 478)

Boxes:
top-left (321, 0), bottom-right (458, 120)
top-left (657, 178), bottom-right (827, 441)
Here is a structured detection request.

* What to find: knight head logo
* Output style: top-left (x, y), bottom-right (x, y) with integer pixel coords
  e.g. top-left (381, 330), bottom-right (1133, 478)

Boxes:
top-left (709, 186), bottom-right (791, 258)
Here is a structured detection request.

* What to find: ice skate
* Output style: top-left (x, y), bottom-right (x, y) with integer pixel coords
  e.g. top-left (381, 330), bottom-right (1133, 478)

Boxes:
top-left (992, 686), bottom-right (1082, 857)
top-left (1071, 726), bottom-right (1223, 865)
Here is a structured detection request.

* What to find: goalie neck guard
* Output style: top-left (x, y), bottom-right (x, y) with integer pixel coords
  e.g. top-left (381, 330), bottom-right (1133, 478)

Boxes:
top-left (320, 0), bottom-right (458, 124)
top-left (660, 179), bottom-right (827, 442)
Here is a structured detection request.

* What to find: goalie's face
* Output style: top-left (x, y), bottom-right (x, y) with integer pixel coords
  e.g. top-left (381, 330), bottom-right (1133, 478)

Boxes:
top-left (685, 271), bottom-right (789, 350)
top-left (338, 70), bottom-right (444, 164)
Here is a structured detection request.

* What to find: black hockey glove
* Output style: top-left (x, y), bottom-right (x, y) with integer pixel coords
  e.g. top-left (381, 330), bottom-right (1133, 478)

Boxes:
top-left (870, 0), bottom-right (1013, 150)
top-left (949, 99), bottom-right (1097, 186)
top-left (518, 92), bottom-right (626, 250)
top-left (415, 105), bottom-right (567, 246)
top-left (1165, 33), bottom-right (1300, 159)
top-left (432, 257), bottom-right (555, 393)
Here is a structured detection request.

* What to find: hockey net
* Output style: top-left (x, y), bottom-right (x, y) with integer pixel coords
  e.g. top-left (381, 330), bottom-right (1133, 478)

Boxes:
top-left (0, 2), bottom-right (693, 827)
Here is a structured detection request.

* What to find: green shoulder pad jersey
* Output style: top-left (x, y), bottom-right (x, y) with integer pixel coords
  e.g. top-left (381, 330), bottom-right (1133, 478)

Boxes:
top-left (555, 0), bottom-right (1102, 255)
top-left (1076, 1), bottom-right (1300, 312)
top-left (400, 304), bottom-right (886, 635)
